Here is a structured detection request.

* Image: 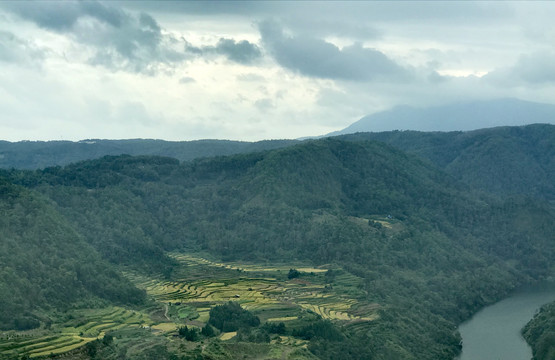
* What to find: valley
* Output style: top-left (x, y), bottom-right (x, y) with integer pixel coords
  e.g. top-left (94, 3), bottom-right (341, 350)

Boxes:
top-left (1, 133), bottom-right (554, 359)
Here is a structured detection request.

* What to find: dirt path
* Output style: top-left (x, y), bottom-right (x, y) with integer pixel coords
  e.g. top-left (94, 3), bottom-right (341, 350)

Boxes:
top-left (164, 304), bottom-right (170, 321)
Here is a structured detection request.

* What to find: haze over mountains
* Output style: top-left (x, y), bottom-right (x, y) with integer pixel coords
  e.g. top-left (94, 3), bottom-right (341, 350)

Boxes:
top-left (1, 98), bottom-right (554, 171)
top-left (327, 98), bottom-right (555, 135)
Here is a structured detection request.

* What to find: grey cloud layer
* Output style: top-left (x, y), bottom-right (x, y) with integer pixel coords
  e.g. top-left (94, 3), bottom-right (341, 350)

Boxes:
top-left (485, 51), bottom-right (555, 86)
top-left (3, 1), bottom-right (184, 73)
top-left (121, 2), bottom-right (512, 24)
top-left (0, 31), bottom-right (45, 65)
top-left (185, 38), bottom-right (261, 65)
top-left (2, 1), bottom-right (259, 73)
top-left (3, 1), bottom-right (125, 31)
top-left (259, 21), bottom-right (409, 82)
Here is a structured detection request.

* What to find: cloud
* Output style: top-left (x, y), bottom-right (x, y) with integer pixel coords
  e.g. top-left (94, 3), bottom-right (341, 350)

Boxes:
top-left (185, 38), bottom-right (261, 64)
top-left (0, 31), bottom-right (46, 65)
top-left (3, 1), bottom-right (126, 31)
top-left (236, 73), bottom-right (265, 82)
top-left (484, 51), bottom-right (555, 86)
top-left (254, 98), bottom-right (275, 112)
top-left (179, 76), bottom-right (195, 84)
top-left (3, 1), bottom-right (186, 74)
top-left (258, 20), bottom-right (410, 82)
top-left (121, 2), bottom-right (513, 25)
top-left (214, 38), bottom-right (261, 64)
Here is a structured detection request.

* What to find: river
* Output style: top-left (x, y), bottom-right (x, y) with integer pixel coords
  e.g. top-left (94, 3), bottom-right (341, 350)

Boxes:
top-left (456, 281), bottom-right (555, 360)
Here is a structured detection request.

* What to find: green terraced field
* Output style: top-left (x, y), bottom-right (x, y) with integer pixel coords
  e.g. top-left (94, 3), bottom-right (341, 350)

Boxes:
top-left (129, 254), bottom-right (379, 324)
top-left (0, 254), bottom-right (379, 359)
top-left (0, 307), bottom-right (153, 359)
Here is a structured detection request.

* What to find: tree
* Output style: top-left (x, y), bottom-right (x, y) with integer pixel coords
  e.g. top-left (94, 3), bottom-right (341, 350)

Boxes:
top-left (288, 269), bottom-right (300, 279)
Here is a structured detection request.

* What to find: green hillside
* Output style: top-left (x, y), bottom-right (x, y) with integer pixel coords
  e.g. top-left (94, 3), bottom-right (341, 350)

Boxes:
top-left (1, 138), bottom-right (554, 359)
top-left (338, 124), bottom-right (555, 200)
top-left (0, 178), bottom-right (145, 331)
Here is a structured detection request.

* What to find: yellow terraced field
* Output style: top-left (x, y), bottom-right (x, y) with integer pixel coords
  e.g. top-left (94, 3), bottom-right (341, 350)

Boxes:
top-left (151, 323), bottom-right (178, 332)
top-left (267, 316), bottom-right (298, 322)
top-left (148, 255), bottom-right (378, 323)
top-left (219, 332), bottom-right (237, 341)
top-left (171, 254), bottom-right (329, 275)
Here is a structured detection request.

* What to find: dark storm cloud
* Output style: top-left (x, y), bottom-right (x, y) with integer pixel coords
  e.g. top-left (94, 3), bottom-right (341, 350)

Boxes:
top-left (484, 52), bottom-right (555, 86)
top-left (0, 30), bottom-right (46, 65)
top-left (258, 21), bottom-right (409, 82)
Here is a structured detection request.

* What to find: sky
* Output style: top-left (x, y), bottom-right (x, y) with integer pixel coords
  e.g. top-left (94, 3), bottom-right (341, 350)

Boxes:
top-left (1, 1), bottom-right (555, 142)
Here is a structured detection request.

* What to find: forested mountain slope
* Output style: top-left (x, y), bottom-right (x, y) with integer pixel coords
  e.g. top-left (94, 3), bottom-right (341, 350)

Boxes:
top-left (3, 124), bottom-right (554, 206)
top-left (0, 178), bottom-right (144, 331)
top-left (523, 300), bottom-right (555, 360)
top-left (338, 124), bottom-right (555, 200)
top-left (3, 138), bottom-right (554, 359)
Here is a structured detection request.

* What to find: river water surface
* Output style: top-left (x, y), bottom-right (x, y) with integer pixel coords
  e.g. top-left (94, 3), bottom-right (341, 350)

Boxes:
top-left (457, 281), bottom-right (555, 360)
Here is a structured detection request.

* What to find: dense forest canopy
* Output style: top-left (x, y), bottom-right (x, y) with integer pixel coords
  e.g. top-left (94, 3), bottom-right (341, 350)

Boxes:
top-left (523, 300), bottom-right (555, 360)
top-left (339, 124), bottom-right (555, 201)
top-left (2, 123), bottom-right (554, 202)
top-left (0, 179), bottom-right (144, 331)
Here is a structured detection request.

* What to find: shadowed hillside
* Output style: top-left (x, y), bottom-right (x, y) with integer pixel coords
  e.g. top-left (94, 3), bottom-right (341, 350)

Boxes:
top-left (337, 124), bottom-right (555, 201)
top-left (0, 178), bottom-right (145, 331)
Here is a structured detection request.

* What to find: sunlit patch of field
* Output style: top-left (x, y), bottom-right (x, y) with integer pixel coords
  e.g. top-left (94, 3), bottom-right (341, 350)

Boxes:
top-left (219, 331), bottom-right (237, 341)
top-left (0, 334), bottom-right (89, 359)
top-left (171, 253), bottom-right (328, 274)
top-left (266, 316), bottom-right (299, 322)
top-left (196, 310), bottom-right (210, 323)
top-left (151, 323), bottom-right (178, 332)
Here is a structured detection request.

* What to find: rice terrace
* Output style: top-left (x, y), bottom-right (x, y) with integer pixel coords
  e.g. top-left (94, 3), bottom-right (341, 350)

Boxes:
top-left (0, 254), bottom-right (379, 359)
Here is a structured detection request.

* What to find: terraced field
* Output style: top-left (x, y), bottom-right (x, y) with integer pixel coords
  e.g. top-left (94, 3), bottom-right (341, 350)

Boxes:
top-left (0, 254), bottom-right (379, 359)
top-left (129, 254), bottom-right (379, 326)
top-left (0, 307), bottom-right (152, 359)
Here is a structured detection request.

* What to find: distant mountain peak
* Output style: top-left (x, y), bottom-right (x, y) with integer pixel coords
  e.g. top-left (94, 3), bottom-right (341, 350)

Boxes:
top-left (327, 98), bottom-right (555, 136)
